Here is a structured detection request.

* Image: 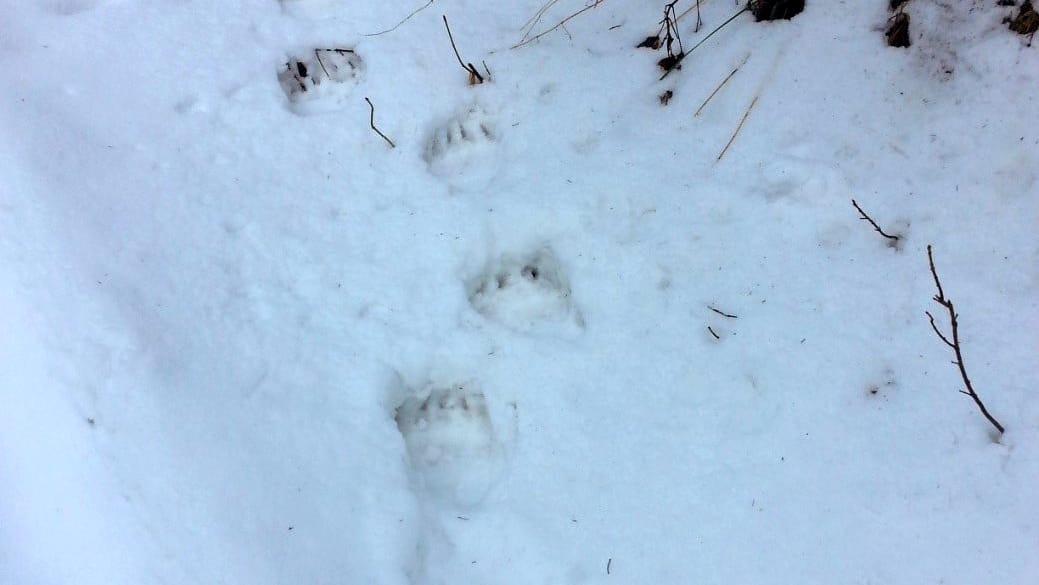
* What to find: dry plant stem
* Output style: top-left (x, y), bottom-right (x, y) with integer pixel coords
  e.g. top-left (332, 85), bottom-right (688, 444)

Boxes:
top-left (707, 326), bottom-right (721, 339)
top-left (708, 305), bottom-right (738, 318)
top-left (851, 199), bottom-right (900, 243)
top-left (443, 15), bottom-right (484, 83)
top-left (512, 0), bottom-right (605, 49)
top-left (664, 1), bottom-right (684, 56)
top-left (364, 97), bottom-right (396, 148)
top-left (314, 48), bottom-right (355, 78)
top-left (521, 0), bottom-right (564, 41)
top-left (925, 245), bottom-right (1005, 435)
top-left (314, 49), bottom-right (331, 77)
top-left (364, 0), bottom-right (434, 36)
top-left (695, 65), bottom-right (740, 116)
top-left (443, 15), bottom-right (468, 70)
top-left (659, 5), bottom-right (748, 80)
top-left (716, 95), bottom-right (758, 161)
top-left (676, 0), bottom-right (714, 23)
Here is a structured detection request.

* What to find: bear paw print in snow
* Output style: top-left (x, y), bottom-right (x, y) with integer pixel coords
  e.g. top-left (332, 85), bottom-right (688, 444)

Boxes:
top-left (467, 247), bottom-right (583, 333)
top-left (395, 383), bottom-right (503, 507)
top-left (278, 48), bottom-right (363, 114)
top-left (424, 105), bottom-right (500, 187)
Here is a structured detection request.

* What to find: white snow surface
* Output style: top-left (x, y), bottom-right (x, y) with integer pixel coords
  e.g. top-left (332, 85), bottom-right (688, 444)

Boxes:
top-left (2, 1), bottom-right (1037, 583)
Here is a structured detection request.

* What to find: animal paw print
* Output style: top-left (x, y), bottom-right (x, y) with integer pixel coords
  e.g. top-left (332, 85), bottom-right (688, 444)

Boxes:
top-left (395, 383), bottom-right (503, 507)
top-left (424, 105), bottom-right (498, 181)
top-left (277, 48), bottom-right (363, 114)
top-left (467, 247), bottom-right (583, 333)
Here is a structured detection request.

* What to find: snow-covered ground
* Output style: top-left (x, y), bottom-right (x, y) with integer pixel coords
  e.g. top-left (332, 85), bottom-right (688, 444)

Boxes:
top-left (2, 1), bottom-right (1037, 583)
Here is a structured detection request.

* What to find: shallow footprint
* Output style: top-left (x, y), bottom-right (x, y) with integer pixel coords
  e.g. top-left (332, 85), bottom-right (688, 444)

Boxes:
top-left (467, 247), bottom-right (583, 334)
top-left (395, 382), bottom-right (503, 508)
top-left (424, 104), bottom-right (500, 189)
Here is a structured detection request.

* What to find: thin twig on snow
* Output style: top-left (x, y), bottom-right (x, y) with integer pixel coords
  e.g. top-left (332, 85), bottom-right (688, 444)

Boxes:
top-left (364, 97), bottom-right (396, 148)
top-left (851, 199), bottom-right (901, 244)
top-left (925, 245), bottom-right (1005, 436)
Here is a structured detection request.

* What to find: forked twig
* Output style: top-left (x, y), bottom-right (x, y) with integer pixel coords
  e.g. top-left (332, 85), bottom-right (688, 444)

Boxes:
top-left (716, 95), bottom-right (758, 161)
top-left (364, 97), bottom-right (396, 148)
top-left (638, 0), bottom-right (714, 47)
top-left (925, 245), bottom-right (1005, 435)
top-left (521, 0), bottom-right (565, 41)
top-left (662, 2), bottom-right (685, 56)
top-left (649, 2), bottom-right (685, 72)
top-left (660, 5), bottom-right (749, 80)
top-left (512, 0), bottom-right (605, 49)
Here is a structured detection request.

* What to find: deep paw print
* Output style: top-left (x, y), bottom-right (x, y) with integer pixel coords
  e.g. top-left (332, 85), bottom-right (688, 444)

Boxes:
top-left (277, 48), bottom-right (363, 114)
top-left (424, 105), bottom-right (499, 183)
top-left (395, 383), bottom-right (503, 507)
top-left (467, 247), bottom-right (583, 333)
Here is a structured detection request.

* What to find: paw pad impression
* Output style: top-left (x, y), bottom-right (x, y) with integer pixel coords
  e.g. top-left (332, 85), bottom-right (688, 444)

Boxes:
top-left (467, 247), bottom-right (582, 332)
top-left (277, 48), bottom-right (363, 113)
top-left (395, 382), bottom-right (503, 507)
top-left (424, 105), bottom-right (499, 184)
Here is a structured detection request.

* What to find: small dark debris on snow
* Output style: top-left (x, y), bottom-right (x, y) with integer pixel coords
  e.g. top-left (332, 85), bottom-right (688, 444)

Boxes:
top-left (295, 61), bottom-right (308, 77)
top-left (997, 0), bottom-right (1015, 6)
top-left (1010, 1), bottom-right (1039, 34)
top-left (890, 0), bottom-right (909, 10)
top-left (659, 90), bottom-right (674, 105)
top-left (750, 0), bottom-right (804, 21)
top-left (886, 12), bottom-right (911, 48)
top-left (657, 52), bottom-right (684, 73)
top-left (637, 35), bottom-right (662, 49)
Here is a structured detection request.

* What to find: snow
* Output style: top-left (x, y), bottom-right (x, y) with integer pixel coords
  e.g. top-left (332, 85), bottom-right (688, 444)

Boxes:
top-left (1, 0), bottom-right (1037, 583)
